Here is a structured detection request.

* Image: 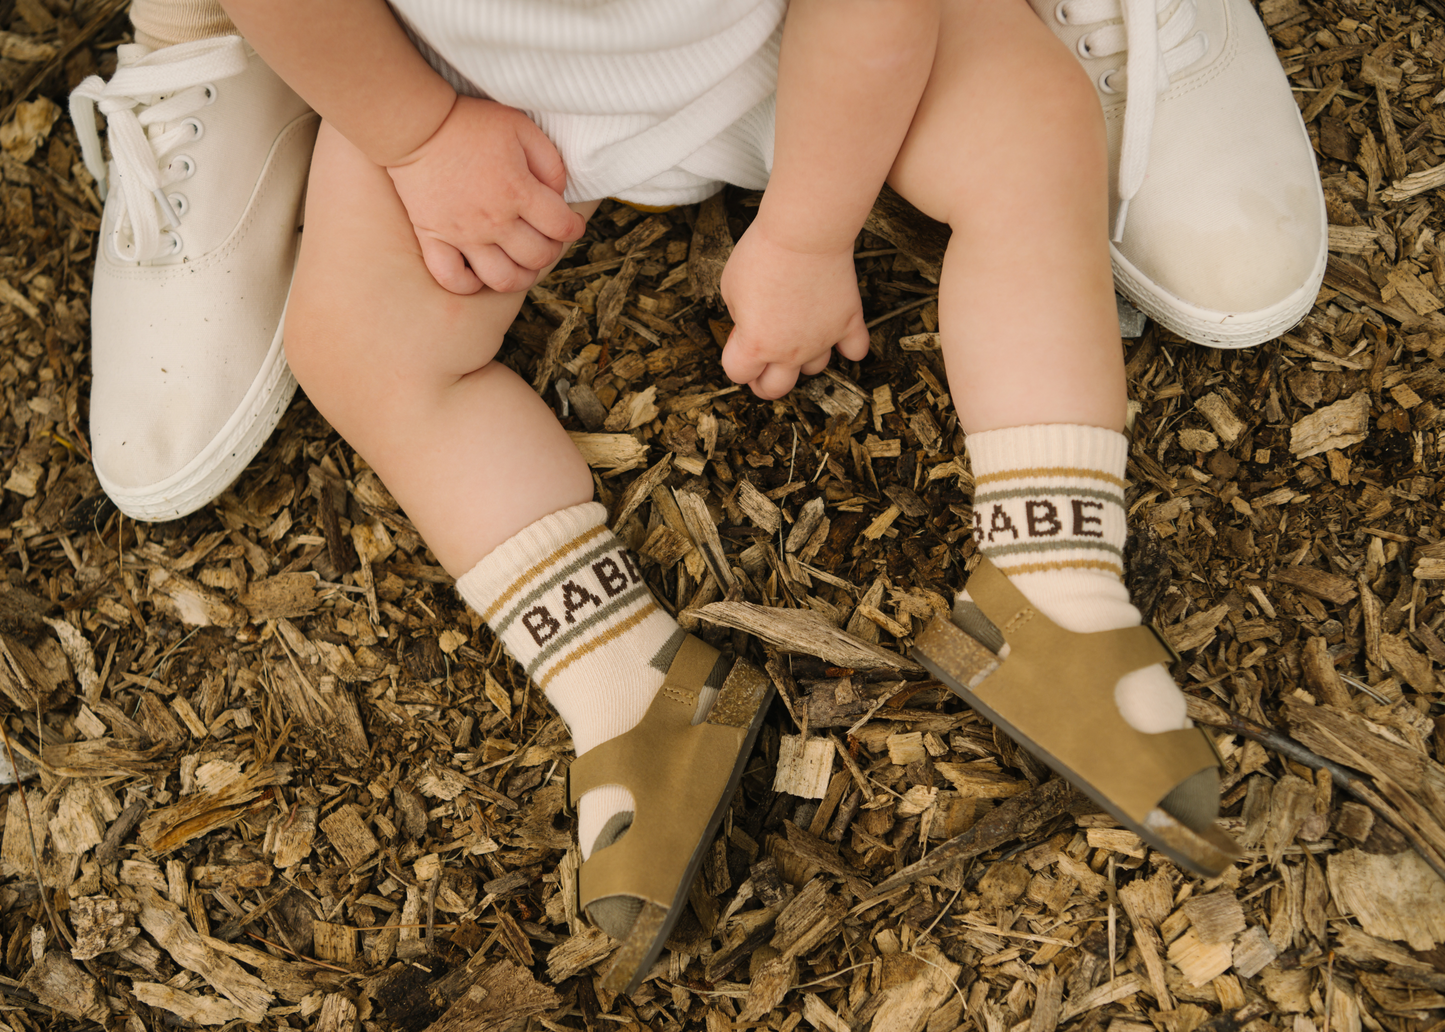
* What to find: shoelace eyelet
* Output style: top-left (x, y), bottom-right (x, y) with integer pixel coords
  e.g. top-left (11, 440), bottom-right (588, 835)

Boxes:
top-left (1076, 34), bottom-right (1095, 59)
top-left (1099, 70), bottom-right (1119, 94)
top-left (201, 83), bottom-right (218, 104)
top-left (162, 230), bottom-right (183, 256)
top-left (170, 154), bottom-right (196, 179)
top-left (167, 193), bottom-right (189, 218)
top-left (180, 117), bottom-right (204, 141)
top-left (1054, 0), bottom-right (1071, 24)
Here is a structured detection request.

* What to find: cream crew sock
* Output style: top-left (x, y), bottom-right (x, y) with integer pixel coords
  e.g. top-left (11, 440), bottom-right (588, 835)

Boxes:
top-left (456, 502), bottom-right (721, 858)
top-left (130, 0), bottom-right (238, 50)
top-left (960, 424), bottom-right (1188, 734)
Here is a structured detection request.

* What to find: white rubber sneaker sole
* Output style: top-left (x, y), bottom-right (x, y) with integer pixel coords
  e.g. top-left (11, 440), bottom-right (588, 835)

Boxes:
top-left (95, 317), bottom-right (297, 522)
top-left (1111, 189), bottom-right (1328, 350)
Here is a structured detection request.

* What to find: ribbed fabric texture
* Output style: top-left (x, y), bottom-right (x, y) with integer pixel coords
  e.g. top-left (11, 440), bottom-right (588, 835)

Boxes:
top-left (130, 0), bottom-right (237, 49)
top-left (456, 501), bottom-right (684, 856)
top-left (964, 425), bottom-right (1188, 733)
top-left (389, 0), bottom-right (783, 205)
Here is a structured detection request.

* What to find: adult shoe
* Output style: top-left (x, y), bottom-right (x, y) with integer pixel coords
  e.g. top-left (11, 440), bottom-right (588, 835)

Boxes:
top-left (71, 35), bottom-right (318, 520)
top-left (1033, 0), bottom-right (1327, 348)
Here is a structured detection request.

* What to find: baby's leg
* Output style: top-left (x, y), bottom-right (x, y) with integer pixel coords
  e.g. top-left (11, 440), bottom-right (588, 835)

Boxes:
top-left (287, 123), bottom-right (594, 573)
top-left (889, 0), bottom-right (1212, 826)
top-left (888, 0), bottom-right (1122, 435)
top-left (288, 125), bottom-right (700, 880)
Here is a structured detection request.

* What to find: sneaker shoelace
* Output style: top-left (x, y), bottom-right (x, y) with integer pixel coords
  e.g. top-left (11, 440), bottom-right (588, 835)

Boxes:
top-left (1056, 0), bottom-right (1209, 239)
top-left (70, 36), bottom-right (249, 263)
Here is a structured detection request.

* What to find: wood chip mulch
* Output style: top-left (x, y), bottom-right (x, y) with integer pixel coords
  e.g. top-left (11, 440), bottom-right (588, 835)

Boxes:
top-left (2, 1), bottom-right (1445, 1031)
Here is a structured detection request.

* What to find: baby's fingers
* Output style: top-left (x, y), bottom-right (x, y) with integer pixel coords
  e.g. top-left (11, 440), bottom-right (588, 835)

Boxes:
top-left (751, 363), bottom-right (801, 400)
top-left (419, 235), bottom-right (483, 295)
top-left (516, 117), bottom-right (569, 197)
top-left (801, 354), bottom-right (831, 376)
top-left (721, 331), bottom-right (767, 385)
top-left (497, 220), bottom-right (565, 272)
top-left (521, 179), bottom-right (587, 244)
top-left (466, 242), bottom-right (540, 295)
top-left (836, 317), bottom-right (871, 362)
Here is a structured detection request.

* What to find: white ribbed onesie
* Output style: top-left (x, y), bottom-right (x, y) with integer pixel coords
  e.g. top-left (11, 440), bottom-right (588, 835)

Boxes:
top-left (388, 0), bottom-right (784, 206)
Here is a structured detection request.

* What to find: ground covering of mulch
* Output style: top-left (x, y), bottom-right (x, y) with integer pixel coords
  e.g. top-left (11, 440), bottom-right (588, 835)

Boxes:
top-left (2, 0), bottom-right (1445, 1030)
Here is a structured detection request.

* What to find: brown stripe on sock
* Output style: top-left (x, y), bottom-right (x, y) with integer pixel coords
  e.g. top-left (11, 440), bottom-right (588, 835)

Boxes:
top-left (480, 524), bottom-right (608, 623)
top-left (993, 557), bottom-right (1124, 577)
top-left (973, 466), bottom-right (1127, 489)
top-left (536, 601), bottom-right (659, 691)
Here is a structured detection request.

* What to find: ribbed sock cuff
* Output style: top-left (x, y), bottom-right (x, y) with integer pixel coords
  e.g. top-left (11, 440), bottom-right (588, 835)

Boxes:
top-left (457, 502), bottom-right (608, 619)
top-left (130, 0), bottom-right (237, 49)
top-left (965, 423), bottom-right (1128, 480)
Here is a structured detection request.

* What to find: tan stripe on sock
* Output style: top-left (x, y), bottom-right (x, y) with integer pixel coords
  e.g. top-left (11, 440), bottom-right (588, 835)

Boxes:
top-left (973, 466), bottom-right (1127, 489)
top-left (481, 524), bottom-right (608, 623)
top-left (536, 601), bottom-right (659, 691)
top-left (992, 557), bottom-right (1124, 577)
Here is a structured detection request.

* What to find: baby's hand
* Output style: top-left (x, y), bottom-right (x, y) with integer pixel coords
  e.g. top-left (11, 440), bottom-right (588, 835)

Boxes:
top-left (386, 96), bottom-right (587, 294)
top-left (720, 223), bottom-right (871, 399)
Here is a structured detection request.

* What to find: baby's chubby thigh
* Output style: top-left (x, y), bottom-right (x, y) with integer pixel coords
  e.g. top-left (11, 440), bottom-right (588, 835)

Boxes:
top-left (284, 122), bottom-right (593, 429)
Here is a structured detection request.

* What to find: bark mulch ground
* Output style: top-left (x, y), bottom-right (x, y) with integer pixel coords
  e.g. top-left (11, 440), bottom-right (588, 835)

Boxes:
top-left (2, 1), bottom-right (1445, 1031)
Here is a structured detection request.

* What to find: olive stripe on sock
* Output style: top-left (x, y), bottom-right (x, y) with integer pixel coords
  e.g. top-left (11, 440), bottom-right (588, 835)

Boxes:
top-left (492, 536), bottom-right (627, 637)
top-left (523, 583), bottom-right (653, 680)
top-left (985, 538), bottom-right (1125, 562)
top-left (973, 466), bottom-right (1127, 488)
top-left (536, 601), bottom-right (661, 691)
top-left (479, 524), bottom-right (609, 623)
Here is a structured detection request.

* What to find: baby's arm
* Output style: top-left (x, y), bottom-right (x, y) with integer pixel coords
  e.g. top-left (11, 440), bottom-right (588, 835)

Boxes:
top-left (221, 0), bottom-right (585, 294)
top-left (721, 0), bottom-right (938, 399)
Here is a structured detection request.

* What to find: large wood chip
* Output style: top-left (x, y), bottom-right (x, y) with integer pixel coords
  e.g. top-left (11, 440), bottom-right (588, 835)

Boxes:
top-left (319, 803), bottom-right (380, 867)
top-left (1232, 925), bottom-right (1279, 979)
top-left (1289, 391), bottom-right (1371, 457)
top-left (423, 959), bottom-right (560, 1032)
top-left (1194, 392), bottom-right (1246, 445)
top-left (1181, 891), bottom-right (1247, 944)
top-left (769, 876), bottom-right (845, 959)
top-left (567, 432), bottom-right (649, 474)
top-left (146, 567), bottom-right (247, 627)
top-left (1272, 566), bottom-right (1358, 605)
top-left (132, 888), bottom-right (273, 1022)
top-left (773, 734), bottom-right (835, 798)
top-left (239, 572), bottom-right (319, 621)
top-left (686, 192), bottom-right (733, 300)
top-left (1327, 849), bottom-right (1445, 950)
top-left (138, 762), bottom-right (289, 854)
top-left (737, 479), bottom-right (782, 534)
top-left (21, 951), bottom-right (109, 1023)
top-left (1058, 973), bottom-right (1145, 1022)
top-left (132, 982), bottom-right (248, 1026)
top-left (70, 894), bottom-right (141, 960)
top-left (1167, 928), bottom-right (1235, 987)
top-left (693, 601), bottom-right (922, 672)
top-left (1160, 603), bottom-right (1230, 653)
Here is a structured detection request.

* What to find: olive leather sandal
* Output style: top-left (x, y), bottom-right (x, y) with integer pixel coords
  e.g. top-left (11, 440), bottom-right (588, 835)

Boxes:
top-left (566, 633), bottom-right (772, 994)
top-left (912, 558), bottom-right (1240, 878)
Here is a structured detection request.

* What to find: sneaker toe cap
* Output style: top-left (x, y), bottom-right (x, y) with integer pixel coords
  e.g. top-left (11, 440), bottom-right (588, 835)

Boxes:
top-left (1118, 179), bottom-right (1326, 318)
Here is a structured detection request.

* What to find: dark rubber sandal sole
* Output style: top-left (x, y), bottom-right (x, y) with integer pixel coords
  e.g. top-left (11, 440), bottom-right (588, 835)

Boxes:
top-left (913, 616), bottom-right (1239, 878)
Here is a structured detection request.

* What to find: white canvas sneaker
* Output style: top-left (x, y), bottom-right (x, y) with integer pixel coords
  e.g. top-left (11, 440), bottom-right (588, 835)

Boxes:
top-left (1033, 0), bottom-right (1328, 348)
top-left (70, 35), bottom-right (318, 520)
